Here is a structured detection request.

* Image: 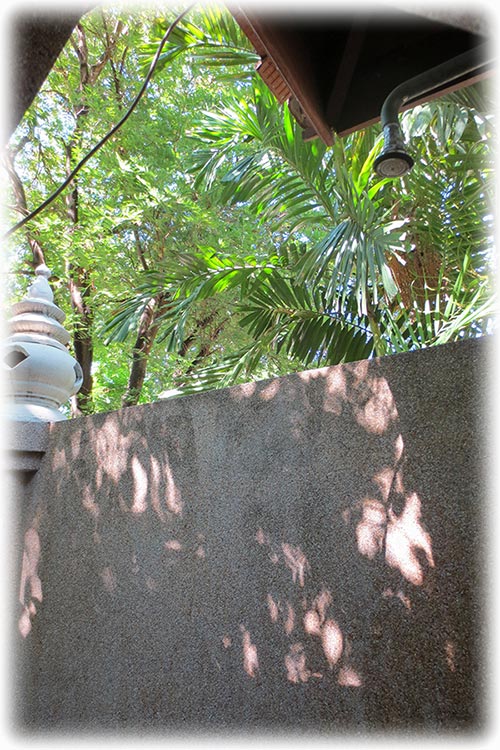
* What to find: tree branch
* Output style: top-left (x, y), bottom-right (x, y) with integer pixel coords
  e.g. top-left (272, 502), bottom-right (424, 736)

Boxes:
top-left (4, 146), bottom-right (46, 267)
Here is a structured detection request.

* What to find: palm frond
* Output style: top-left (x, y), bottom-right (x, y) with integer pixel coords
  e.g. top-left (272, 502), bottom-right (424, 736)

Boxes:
top-left (137, 5), bottom-right (259, 75)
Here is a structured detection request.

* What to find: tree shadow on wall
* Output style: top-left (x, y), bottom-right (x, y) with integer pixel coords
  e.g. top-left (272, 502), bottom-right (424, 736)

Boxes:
top-left (15, 339), bottom-right (487, 735)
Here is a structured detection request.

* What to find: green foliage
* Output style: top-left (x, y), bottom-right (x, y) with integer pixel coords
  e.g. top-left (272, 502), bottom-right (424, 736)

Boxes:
top-left (138, 4), bottom-right (259, 76)
top-left (5, 4), bottom-right (495, 412)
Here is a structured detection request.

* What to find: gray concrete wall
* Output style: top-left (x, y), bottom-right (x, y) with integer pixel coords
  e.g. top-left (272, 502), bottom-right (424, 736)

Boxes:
top-left (14, 338), bottom-right (491, 734)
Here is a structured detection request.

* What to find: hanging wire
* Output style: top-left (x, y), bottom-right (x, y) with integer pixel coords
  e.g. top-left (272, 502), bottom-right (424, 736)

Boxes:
top-left (4, 4), bottom-right (195, 239)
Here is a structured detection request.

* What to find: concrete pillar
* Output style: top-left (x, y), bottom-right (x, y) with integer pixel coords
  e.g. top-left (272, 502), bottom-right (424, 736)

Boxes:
top-left (2, 265), bottom-right (83, 728)
top-left (2, 261), bottom-right (82, 539)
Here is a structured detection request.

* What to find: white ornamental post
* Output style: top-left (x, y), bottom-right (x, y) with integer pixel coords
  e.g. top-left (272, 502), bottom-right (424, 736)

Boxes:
top-left (2, 264), bottom-right (83, 423)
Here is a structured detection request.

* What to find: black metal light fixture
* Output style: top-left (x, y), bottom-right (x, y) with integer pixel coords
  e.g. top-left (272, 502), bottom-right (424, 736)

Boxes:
top-left (374, 122), bottom-right (414, 178)
top-left (374, 43), bottom-right (492, 179)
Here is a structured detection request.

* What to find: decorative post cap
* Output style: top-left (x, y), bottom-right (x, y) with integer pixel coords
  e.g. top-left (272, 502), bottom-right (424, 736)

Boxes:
top-left (2, 265), bottom-right (83, 422)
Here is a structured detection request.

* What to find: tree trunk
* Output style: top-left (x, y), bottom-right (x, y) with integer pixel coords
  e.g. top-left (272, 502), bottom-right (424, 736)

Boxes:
top-left (122, 293), bottom-right (170, 407)
top-left (4, 146), bottom-right (46, 268)
top-left (68, 267), bottom-right (94, 415)
top-left (65, 18), bottom-right (124, 415)
top-left (65, 115), bottom-right (94, 415)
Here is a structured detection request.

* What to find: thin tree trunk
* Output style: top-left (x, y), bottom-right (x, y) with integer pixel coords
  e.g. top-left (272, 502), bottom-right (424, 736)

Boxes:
top-left (4, 146), bottom-right (46, 268)
top-left (65, 113), bottom-right (94, 415)
top-left (122, 293), bottom-right (170, 407)
top-left (68, 268), bottom-right (94, 415)
top-left (66, 18), bottom-right (123, 415)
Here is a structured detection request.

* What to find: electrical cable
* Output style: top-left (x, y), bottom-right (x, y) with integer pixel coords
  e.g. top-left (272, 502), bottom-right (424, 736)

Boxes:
top-left (5, 4), bottom-right (195, 239)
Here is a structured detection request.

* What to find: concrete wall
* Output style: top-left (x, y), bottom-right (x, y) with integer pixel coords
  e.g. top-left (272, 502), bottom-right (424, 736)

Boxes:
top-left (14, 338), bottom-right (491, 734)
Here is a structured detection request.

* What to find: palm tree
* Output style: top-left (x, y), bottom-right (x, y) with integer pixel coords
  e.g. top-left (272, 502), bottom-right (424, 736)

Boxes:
top-left (104, 10), bottom-right (495, 396)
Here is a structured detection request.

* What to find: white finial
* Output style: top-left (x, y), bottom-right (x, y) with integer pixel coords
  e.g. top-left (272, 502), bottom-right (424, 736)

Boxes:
top-left (35, 264), bottom-right (51, 278)
top-left (27, 264), bottom-right (54, 303)
top-left (2, 265), bottom-right (83, 422)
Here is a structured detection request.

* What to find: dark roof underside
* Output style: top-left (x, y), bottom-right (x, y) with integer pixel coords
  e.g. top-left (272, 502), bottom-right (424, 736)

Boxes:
top-left (231, 4), bottom-right (492, 144)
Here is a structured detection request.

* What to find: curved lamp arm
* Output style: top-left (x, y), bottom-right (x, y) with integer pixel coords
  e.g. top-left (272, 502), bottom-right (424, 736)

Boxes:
top-left (374, 43), bottom-right (492, 178)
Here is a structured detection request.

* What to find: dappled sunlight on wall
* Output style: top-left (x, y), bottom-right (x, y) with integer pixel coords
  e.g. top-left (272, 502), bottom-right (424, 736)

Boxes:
top-left (385, 492), bottom-right (435, 586)
top-left (131, 455), bottom-right (148, 514)
top-left (355, 499), bottom-right (386, 559)
top-left (240, 625), bottom-right (259, 678)
top-left (250, 528), bottom-right (365, 690)
top-left (302, 361), bottom-right (398, 434)
top-left (285, 642), bottom-right (322, 684)
top-left (16, 339), bottom-right (486, 731)
top-left (18, 527), bottom-right (43, 638)
top-left (281, 543), bottom-right (310, 588)
top-left (204, 352), bottom-right (460, 707)
top-left (321, 619), bottom-right (344, 668)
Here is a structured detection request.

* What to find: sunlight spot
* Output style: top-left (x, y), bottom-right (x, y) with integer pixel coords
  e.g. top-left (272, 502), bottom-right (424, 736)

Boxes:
top-left (373, 467), bottom-right (396, 502)
top-left (164, 539), bottom-right (182, 551)
top-left (255, 527), bottom-right (281, 564)
top-left (52, 446), bottom-right (66, 471)
top-left (321, 619), bottom-right (343, 667)
top-left (324, 368), bottom-right (347, 414)
top-left (95, 420), bottom-right (132, 483)
top-left (351, 359), bottom-right (369, 381)
top-left (101, 566), bottom-right (116, 593)
top-left (382, 587), bottom-right (412, 610)
top-left (314, 588), bottom-right (332, 621)
top-left (18, 610), bottom-right (31, 638)
top-left (304, 588), bottom-right (333, 635)
top-left (150, 456), bottom-right (165, 522)
top-left (337, 666), bottom-right (363, 687)
top-left (304, 609), bottom-right (322, 636)
top-left (19, 528), bottom-right (42, 603)
top-left (385, 492), bottom-right (435, 586)
top-left (355, 377), bottom-right (398, 434)
top-left (285, 643), bottom-right (312, 683)
top-left (70, 429), bottom-right (82, 458)
top-left (356, 499), bottom-right (386, 559)
top-left (394, 433), bottom-right (405, 462)
top-left (284, 602), bottom-right (295, 635)
top-left (18, 528), bottom-right (42, 638)
top-left (82, 483), bottom-right (100, 519)
top-left (131, 455), bottom-right (148, 514)
top-left (165, 461), bottom-right (183, 515)
top-left (267, 594), bottom-right (279, 623)
top-left (240, 625), bottom-right (259, 678)
top-left (259, 380), bottom-right (280, 401)
top-left (398, 591), bottom-right (412, 610)
top-left (298, 366), bottom-right (329, 382)
top-left (282, 543), bottom-right (310, 587)
top-left (445, 640), bottom-right (456, 672)
top-left (255, 527), bottom-right (268, 545)
top-left (231, 381), bottom-right (257, 401)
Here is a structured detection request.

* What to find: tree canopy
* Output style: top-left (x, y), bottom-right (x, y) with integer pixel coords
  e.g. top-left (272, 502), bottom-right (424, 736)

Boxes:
top-left (4, 3), bottom-right (495, 415)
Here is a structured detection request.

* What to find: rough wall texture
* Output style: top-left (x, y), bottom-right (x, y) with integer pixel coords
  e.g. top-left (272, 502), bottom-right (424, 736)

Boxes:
top-left (15, 338), bottom-right (491, 734)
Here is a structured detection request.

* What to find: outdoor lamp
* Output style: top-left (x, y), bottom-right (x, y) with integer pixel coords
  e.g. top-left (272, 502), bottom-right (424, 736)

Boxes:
top-left (374, 43), bottom-right (490, 179)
